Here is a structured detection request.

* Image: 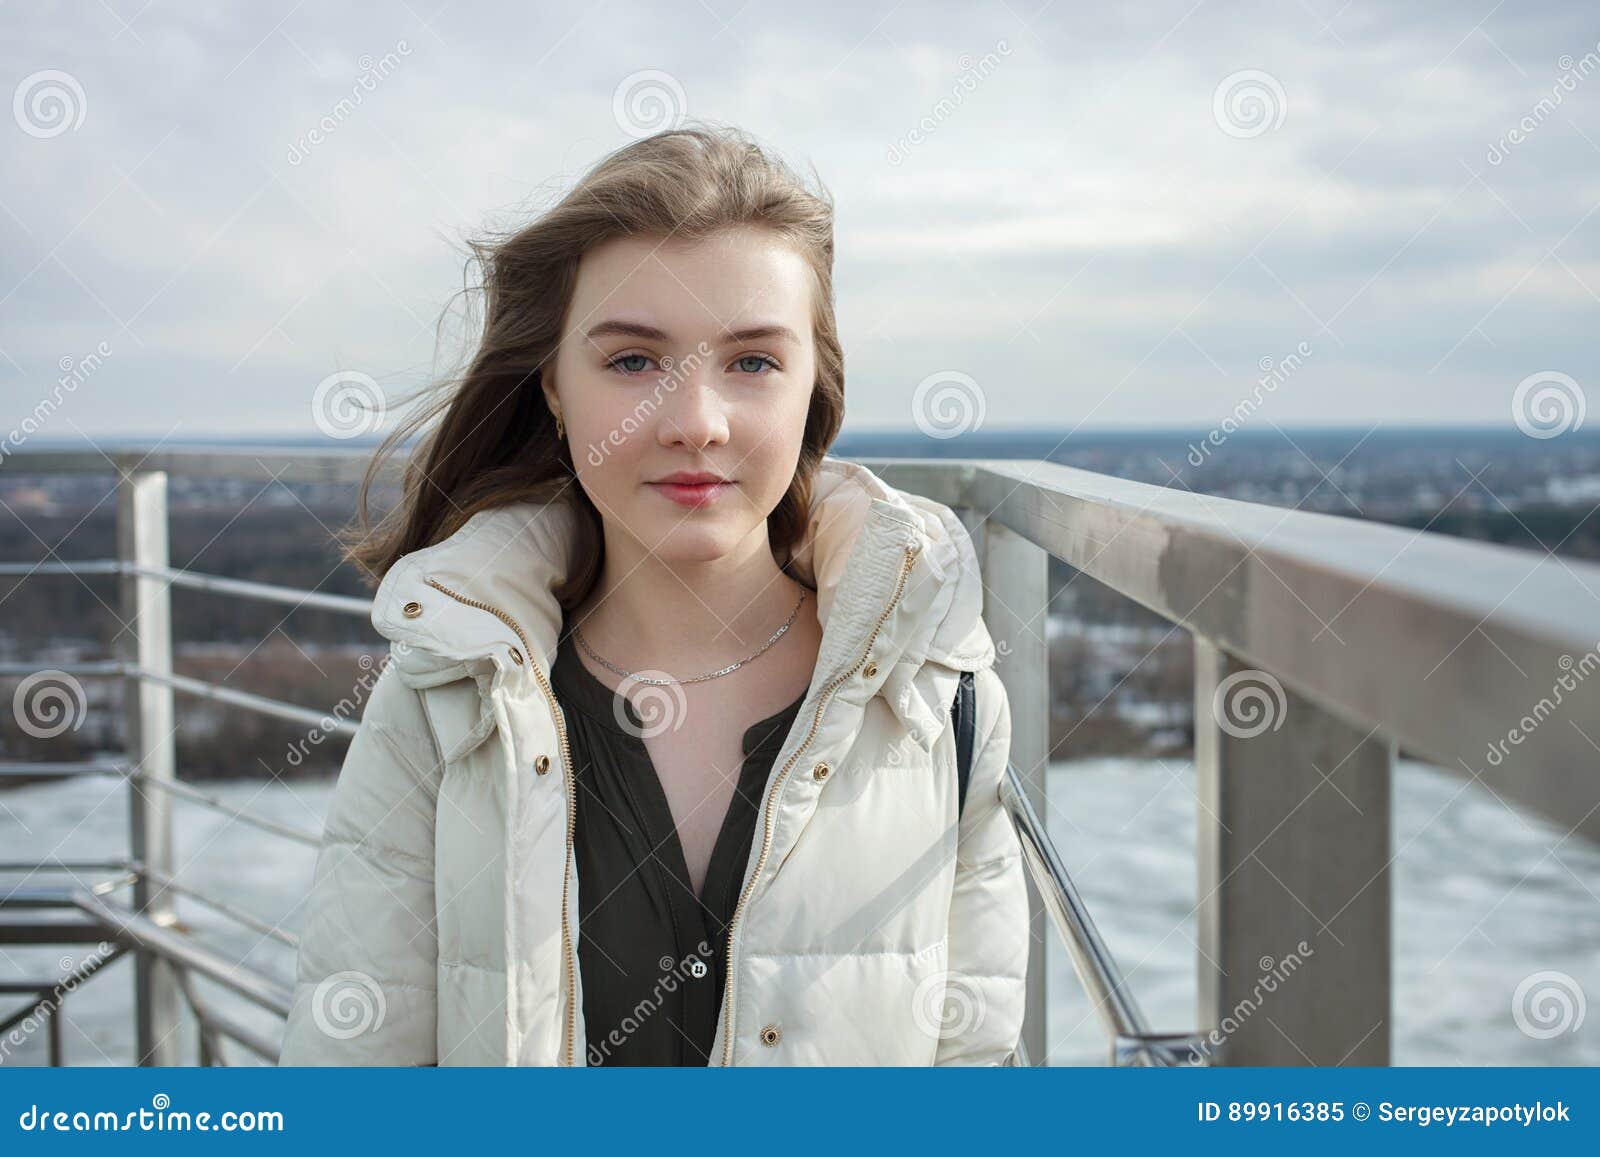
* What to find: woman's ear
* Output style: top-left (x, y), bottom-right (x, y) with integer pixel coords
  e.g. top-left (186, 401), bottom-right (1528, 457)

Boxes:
top-left (540, 370), bottom-right (562, 424)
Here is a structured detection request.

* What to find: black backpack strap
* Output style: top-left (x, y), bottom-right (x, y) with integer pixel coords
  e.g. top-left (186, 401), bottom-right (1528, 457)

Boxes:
top-left (953, 668), bottom-right (976, 818)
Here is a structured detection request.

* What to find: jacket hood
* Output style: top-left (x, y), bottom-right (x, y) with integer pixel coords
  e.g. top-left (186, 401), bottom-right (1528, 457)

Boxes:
top-left (367, 456), bottom-right (995, 748)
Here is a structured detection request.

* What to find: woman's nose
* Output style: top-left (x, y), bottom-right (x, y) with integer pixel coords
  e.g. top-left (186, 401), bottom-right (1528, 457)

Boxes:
top-left (659, 376), bottom-right (729, 447)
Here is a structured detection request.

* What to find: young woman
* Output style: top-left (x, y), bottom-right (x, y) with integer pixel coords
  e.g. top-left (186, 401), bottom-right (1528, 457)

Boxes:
top-left (278, 124), bottom-right (1028, 1067)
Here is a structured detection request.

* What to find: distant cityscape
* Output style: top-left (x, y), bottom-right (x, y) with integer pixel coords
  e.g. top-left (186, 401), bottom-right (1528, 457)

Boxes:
top-left (3, 426), bottom-right (1598, 779)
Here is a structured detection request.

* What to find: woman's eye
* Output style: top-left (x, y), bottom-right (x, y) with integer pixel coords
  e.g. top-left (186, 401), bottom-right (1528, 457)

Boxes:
top-left (734, 354), bottom-right (777, 375)
top-left (608, 353), bottom-right (652, 374)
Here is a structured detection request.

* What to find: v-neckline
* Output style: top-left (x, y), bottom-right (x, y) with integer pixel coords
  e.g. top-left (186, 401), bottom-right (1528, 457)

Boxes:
top-left (550, 627), bottom-right (808, 908)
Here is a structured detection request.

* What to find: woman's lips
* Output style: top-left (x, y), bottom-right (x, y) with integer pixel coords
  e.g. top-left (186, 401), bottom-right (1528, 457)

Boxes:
top-left (647, 480), bottom-right (733, 508)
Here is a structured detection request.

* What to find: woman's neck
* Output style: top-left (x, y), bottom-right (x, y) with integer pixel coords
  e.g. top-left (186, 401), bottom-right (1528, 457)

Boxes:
top-left (567, 530), bottom-right (813, 678)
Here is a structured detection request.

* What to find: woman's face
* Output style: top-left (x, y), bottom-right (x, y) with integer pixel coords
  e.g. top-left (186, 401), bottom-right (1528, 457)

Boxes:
top-left (545, 225), bottom-right (817, 566)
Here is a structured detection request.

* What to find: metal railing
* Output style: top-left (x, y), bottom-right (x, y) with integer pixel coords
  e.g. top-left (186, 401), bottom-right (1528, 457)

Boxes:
top-left (2, 447), bottom-right (1597, 1067)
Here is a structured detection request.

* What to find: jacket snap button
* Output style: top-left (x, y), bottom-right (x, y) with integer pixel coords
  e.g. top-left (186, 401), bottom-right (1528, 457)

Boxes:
top-left (812, 761), bottom-right (830, 782)
top-left (508, 647), bottom-right (525, 665)
top-left (863, 661), bottom-right (878, 678)
top-left (402, 600), bottom-right (423, 618)
top-left (534, 754), bottom-right (550, 776)
top-left (759, 1024), bottom-right (781, 1046)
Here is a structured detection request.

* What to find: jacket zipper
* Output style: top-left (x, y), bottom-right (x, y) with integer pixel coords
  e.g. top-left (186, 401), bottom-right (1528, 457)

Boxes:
top-left (421, 576), bottom-right (579, 1067)
top-left (716, 540), bottom-right (921, 1066)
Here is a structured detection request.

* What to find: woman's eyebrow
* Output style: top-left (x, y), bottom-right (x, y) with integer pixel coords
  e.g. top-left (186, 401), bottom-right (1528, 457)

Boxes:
top-left (585, 319), bottom-right (801, 346)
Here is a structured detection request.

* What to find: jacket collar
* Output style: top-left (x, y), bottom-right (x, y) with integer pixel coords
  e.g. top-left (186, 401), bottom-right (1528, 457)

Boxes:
top-left (369, 457), bottom-right (995, 711)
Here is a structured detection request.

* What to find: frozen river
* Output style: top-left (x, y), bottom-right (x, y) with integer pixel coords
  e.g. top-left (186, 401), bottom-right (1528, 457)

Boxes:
top-left (2, 758), bottom-right (1596, 1066)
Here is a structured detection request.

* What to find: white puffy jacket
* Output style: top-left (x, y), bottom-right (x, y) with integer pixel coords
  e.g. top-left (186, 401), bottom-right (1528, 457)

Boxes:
top-left (278, 456), bottom-right (1028, 1066)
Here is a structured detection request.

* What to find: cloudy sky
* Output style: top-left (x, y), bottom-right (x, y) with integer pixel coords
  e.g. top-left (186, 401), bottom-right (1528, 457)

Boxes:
top-left (2, 0), bottom-right (1596, 441)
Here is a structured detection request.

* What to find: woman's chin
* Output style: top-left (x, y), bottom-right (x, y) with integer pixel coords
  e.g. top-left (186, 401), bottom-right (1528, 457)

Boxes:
top-left (639, 521), bottom-right (749, 565)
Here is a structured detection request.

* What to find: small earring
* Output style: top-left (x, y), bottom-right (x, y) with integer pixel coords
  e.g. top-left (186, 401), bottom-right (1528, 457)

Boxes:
top-left (553, 412), bottom-right (564, 438)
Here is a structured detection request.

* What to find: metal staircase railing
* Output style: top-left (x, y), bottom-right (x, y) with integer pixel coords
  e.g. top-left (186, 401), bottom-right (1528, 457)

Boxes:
top-left (2, 448), bottom-right (1597, 1066)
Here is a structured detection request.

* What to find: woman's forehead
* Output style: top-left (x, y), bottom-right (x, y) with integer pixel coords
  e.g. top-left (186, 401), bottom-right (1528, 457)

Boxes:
top-left (569, 230), bottom-right (814, 330)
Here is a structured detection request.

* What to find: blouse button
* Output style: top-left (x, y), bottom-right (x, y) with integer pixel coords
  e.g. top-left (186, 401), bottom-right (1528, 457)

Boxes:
top-left (402, 600), bottom-right (423, 618)
top-left (534, 754), bottom-right (551, 776)
top-left (863, 660), bottom-right (878, 678)
top-left (759, 1024), bottom-right (781, 1047)
top-left (508, 647), bottom-right (525, 665)
top-left (811, 761), bottom-right (830, 782)
top-left (688, 958), bottom-right (708, 978)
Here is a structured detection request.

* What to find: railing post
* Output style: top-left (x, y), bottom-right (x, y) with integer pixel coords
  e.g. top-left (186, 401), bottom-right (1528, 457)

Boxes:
top-left (1193, 638), bottom-right (1393, 1065)
top-left (978, 518), bottom-right (1050, 1065)
top-left (117, 467), bottom-right (181, 1066)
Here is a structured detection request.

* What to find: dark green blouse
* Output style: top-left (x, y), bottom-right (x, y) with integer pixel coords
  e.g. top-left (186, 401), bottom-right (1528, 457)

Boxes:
top-left (549, 616), bottom-right (808, 1066)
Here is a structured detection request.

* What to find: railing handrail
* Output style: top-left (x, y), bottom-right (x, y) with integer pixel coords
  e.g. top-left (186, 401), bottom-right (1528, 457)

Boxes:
top-left (10, 447), bottom-right (1596, 820)
top-left (4, 445), bottom-right (1597, 1067)
top-left (866, 457), bottom-right (1600, 843)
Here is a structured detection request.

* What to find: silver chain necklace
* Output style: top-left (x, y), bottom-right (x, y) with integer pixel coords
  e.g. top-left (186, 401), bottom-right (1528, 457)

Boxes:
top-left (573, 588), bottom-right (808, 687)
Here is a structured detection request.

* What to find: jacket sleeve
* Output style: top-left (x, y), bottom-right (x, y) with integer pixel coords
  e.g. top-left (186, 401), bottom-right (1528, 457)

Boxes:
top-left (935, 663), bottom-right (1030, 1065)
top-left (278, 661), bottom-right (441, 1065)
